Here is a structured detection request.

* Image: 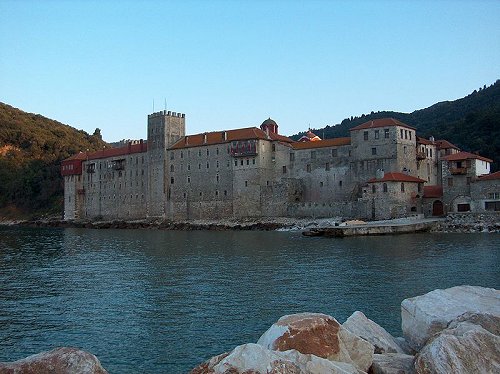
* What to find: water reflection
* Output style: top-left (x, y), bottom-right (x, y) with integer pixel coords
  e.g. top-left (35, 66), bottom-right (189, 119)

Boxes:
top-left (0, 227), bottom-right (499, 373)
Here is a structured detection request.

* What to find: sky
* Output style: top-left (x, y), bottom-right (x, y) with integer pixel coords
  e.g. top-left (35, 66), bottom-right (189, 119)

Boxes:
top-left (1, 0), bottom-right (499, 142)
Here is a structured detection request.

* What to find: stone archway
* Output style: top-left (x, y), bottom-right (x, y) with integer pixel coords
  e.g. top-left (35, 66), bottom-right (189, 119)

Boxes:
top-left (432, 200), bottom-right (444, 216)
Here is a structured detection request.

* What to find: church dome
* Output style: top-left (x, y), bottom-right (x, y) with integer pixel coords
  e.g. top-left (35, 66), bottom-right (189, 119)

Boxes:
top-left (261, 118), bottom-right (277, 127)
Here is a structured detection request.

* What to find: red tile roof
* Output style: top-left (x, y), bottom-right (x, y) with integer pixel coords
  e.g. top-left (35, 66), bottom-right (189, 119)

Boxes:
top-left (417, 136), bottom-right (435, 145)
top-left (169, 127), bottom-right (294, 150)
top-left (350, 118), bottom-right (415, 131)
top-left (423, 185), bottom-right (443, 198)
top-left (64, 142), bottom-right (148, 162)
top-left (477, 171), bottom-right (500, 181)
top-left (441, 151), bottom-right (492, 163)
top-left (368, 172), bottom-right (426, 183)
top-left (292, 137), bottom-right (351, 150)
top-left (435, 139), bottom-right (459, 150)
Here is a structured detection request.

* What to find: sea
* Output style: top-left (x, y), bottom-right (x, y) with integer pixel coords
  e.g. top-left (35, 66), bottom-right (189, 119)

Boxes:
top-left (0, 226), bottom-right (498, 373)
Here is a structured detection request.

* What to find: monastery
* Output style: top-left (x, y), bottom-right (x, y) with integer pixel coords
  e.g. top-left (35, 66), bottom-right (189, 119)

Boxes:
top-left (61, 111), bottom-right (499, 221)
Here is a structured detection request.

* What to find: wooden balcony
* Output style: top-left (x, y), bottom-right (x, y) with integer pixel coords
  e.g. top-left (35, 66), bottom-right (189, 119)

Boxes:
top-left (416, 151), bottom-right (426, 160)
top-left (450, 167), bottom-right (467, 175)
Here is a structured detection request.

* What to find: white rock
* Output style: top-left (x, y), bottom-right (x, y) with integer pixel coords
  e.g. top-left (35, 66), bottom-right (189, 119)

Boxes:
top-left (371, 353), bottom-right (415, 374)
top-left (190, 343), bottom-right (363, 374)
top-left (401, 285), bottom-right (500, 350)
top-left (415, 321), bottom-right (500, 374)
top-left (343, 311), bottom-right (404, 354)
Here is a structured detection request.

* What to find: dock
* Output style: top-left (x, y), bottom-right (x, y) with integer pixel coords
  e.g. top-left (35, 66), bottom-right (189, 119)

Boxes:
top-left (302, 218), bottom-right (441, 238)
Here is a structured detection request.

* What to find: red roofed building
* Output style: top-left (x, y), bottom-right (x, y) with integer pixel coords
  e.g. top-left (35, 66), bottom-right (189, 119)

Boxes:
top-left (61, 111), bottom-right (498, 221)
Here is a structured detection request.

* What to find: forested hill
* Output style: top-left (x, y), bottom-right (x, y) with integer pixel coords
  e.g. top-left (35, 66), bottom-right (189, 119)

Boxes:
top-left (293, 80), bottom-right (500, 170)
top-left (0, 103), bottom-right (108, 218)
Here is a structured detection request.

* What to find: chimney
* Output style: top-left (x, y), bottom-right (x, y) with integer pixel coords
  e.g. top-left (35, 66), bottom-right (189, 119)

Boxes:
top-left (185, 136), bottom-right (189, 145)
top-left (203, 133), bottom-right (207, 144)
top-left (376, 169), bottom-right (384, 180)
top-left (429, 136), bottom-right (435, 142)
top-left (222, 131), bottom-right (227, 141)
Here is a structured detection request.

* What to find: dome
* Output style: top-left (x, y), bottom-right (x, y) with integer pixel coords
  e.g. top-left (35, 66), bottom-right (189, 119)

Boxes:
top-left (261, 118), bottom-right (277, 127)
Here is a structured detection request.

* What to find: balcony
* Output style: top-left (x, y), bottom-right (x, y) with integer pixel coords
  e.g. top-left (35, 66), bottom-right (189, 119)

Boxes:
top-left (416, 151), bottom-right (426, 160)
top-left (450, 167), bottom-right (467, 175)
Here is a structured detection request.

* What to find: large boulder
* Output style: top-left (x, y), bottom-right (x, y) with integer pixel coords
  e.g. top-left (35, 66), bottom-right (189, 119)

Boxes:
top-left (414, 321), bottom-right (500, 373)
top-left (189, 343), bottom-right (362, 374)
top-left (257, 313), bottom-right (374, 372)
top-left (371, 353), bottom-right (415, 374)
top-left (401, 285), bottom-right (500, 350)
top-left (0, 347), bottom-right (108, 374)
top-left (343, 311), bottom-right (404, 354)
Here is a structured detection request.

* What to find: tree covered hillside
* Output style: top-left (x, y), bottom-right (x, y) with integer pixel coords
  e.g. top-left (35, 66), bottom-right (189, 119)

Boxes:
top-left (293, 80), bottom-right (500, 170)
top-left (0, 103), bottom-right (108, 218)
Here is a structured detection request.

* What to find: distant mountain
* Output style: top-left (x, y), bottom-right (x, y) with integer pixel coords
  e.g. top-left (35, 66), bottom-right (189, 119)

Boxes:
top-left (292, 80), bottom-right (500, 170)
top-left (0, 103), bottom-right (108, 218)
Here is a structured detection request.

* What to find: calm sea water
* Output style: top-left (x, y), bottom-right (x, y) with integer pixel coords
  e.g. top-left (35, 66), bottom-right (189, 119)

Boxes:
top-left (0, 227), bottom-right (498, 373)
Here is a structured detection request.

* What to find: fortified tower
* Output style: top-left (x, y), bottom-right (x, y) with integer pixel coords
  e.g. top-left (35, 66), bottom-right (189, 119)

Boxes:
top-left (147, 110), bottom-right (186, 217)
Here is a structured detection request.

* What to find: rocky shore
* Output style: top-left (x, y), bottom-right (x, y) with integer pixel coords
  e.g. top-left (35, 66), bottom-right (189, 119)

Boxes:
top-left (1, 285), bottom-right (498, 374)
top-left (2, 212), bottom-right (498, 233)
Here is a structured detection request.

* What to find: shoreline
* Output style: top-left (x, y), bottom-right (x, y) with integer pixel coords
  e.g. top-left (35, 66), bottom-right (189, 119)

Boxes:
top-left (1, 213), bottom-right (498, 233)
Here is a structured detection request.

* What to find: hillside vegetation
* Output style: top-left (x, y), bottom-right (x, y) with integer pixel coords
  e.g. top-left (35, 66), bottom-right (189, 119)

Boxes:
top-left (293, 80), bottom-right (500, 170)
top-left (0, 103), bottom-right (108, 218)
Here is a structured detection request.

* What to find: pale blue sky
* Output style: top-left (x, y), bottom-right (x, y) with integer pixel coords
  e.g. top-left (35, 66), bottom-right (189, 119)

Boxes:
top-left (1, 0), bottom-right (499, 142)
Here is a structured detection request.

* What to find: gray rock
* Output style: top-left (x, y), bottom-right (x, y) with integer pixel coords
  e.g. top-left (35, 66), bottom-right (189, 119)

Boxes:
top-left (401, 285), bottom-right (500, 350)
top-left (343, 311), bottom-right (404, 354)
top-left (415, 321), bottom-right (500, 374)
top-left (371, 353), bottom-right (415, 374)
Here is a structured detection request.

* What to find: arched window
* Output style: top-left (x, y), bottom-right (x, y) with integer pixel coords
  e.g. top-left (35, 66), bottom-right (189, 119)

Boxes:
top-left (383, 183), bottom-right (388, 193)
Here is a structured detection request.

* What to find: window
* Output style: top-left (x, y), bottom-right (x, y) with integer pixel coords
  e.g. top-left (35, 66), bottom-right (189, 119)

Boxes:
top-left (364, 131), bottom-right (368, 141)
top-left (252, 159), bottom-right (255, 165)
top-left (170, 152), bottom-right (174, 160)
top-left (404, 146), bottom-right (407, 154)
top-left (240, 160), bottom-right (243, 166)
top-left (384, 129), bottom-right (389, 138)
top-left (405, 130), bottom-right (408, 139)
top-left (375, 130), bottom-right (379, 139)
top-left (320, 181), bottom-right (323, 187)
top-left (372, 185), bottom-right (376, 193)
top-left (290, 153), bottom-right (295, 161)
top-left (372, 147), bottom-right (377, 155)
top-left (198, 150), bottom-right (201, 157)
top-left (216, 161), bottom-right (219, 168)
top-left (383, 183), bottom-right (388, 192)
top-left (216, 175), bottom-right (219, 183)
top-left (339, 180), bottom-right (343, 187)
top-left (216, 148), bottom-right (219, 155)
top-left (188, 164), bottom-right (191, 171)
top-left (180, 151), bottom-right (183, 159)
top-left (170, 177), bottom-right (174, 184)
top-left (198, 164), bottom-right (201, 169)
top-left (488, 192), bottom-right (500, 199)
top-left (246, 159), bottom-right (249, 165)
top-left (207, 162), bottom-right (209, 169)
top-left (400, 129), bottom-right (404, 138)
top-left (183, 192), bottom-right (186, 198)
top-left (215, 190), bottom-right (219, 196)
top-left (401, 183), bottom-right (405, 192)
top-left (207, 149), bottom-right (209, 156)
top-left (306, 164), bottom-right (311, 172)
top-left (409, 132), bottom-right (412, 140)
top-left (272, 144), bottom-right (276, 152)
top-left (485, 201), bottom-right (500, 211)
top-left (224, 190), bottom-right (227, 196)
top-left (325, 162), bottom-right (330, 171)
top-left (234, 160), bottom-right (237, 166)
top-left (245, 181), bottom-right (248, 187)
top-left (187, 176), bottom-right (191, 183)
top-left (283, 165), bottom-right (287, 174)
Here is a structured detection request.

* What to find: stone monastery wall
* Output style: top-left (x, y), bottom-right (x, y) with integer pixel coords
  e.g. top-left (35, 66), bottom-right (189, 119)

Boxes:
top-left (62, 111), bottom-right (499, 221)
